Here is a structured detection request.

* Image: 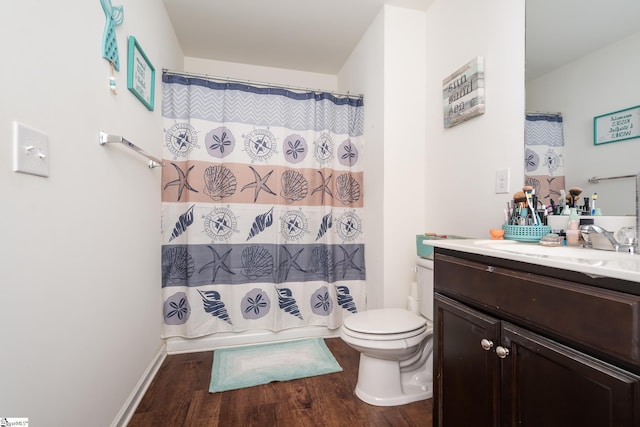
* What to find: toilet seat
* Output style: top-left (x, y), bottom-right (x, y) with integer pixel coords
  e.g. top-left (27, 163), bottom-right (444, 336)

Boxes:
top-left (342, 324), bottom-right (429, 341)
top-left (342, 308), bottom-right (430, 341)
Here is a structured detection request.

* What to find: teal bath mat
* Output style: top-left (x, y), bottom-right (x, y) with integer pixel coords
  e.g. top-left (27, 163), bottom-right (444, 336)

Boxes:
top-left (209, 338), bottom-right (342, 393)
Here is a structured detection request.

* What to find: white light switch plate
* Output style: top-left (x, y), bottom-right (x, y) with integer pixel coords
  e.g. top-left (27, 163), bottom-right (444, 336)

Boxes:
top-left (13, 121), bottom-right (49, 177)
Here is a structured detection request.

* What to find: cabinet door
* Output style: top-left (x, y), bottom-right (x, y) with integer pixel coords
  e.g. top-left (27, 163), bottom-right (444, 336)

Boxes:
top-left (500, 322), bottom-right (640, 427)
top-left (434, 294), bottom-right (501, 427)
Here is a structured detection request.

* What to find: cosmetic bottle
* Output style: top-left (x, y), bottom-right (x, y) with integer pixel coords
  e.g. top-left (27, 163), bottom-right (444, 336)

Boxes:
top-left (565, 220), bottom-right (580, 246)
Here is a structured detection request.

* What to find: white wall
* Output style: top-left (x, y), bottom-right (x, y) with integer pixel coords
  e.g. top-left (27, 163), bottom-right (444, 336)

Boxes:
top-left (382, 7), bottom-right (427, 307)
top-left (527, 32), bottom-right (640, 215)
top-left (338, 10), bottom-right (386, 308)
top-left (338, 6), bottom-right (427, 309)
top-left (0, 1), bottom-right (183, 426)
top-left (424, 0), bottom-right (526, 238)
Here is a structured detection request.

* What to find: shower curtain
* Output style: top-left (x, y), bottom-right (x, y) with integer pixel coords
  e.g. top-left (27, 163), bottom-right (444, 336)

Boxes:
top-left (160, 72), bottom-right (366, 338)
top-left (524, 113), bottom-right (565, 206)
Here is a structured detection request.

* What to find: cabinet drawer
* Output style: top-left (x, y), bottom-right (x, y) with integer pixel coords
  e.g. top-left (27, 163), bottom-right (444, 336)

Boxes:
top-left (435, 253), bottom-right (640, 366)
top-left (434, 254), bottom-right (499, 308)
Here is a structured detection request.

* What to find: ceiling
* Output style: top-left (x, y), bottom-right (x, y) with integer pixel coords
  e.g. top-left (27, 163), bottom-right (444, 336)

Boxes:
top-left (163, 0), bottom-right (432, 74)
top-left (163, 0), bottom-right (640, 78)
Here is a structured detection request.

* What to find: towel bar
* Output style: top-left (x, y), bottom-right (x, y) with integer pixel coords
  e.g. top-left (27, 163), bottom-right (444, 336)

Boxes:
top-left (588, 174), bottom-right (635, 184)
top-left (99, 131), bottom-right (163, 168)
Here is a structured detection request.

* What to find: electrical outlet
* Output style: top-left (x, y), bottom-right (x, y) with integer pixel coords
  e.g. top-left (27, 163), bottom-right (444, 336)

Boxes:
top-left (495, 168), bottom-right (509, 194)
top-left (13, 121), bottom-right (49, 177)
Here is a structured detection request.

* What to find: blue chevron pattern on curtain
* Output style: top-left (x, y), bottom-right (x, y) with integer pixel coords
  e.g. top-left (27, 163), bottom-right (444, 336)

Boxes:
top-left (160, 72), bottom-right (366, 337)
top-left (525, 113), bottom-right (565, 206)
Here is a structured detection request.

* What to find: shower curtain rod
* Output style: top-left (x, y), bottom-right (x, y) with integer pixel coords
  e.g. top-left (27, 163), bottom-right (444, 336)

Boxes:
top-left (163, 69), bottom-right (364, 99)
top-left (525, 111), bottom-right (562, 116)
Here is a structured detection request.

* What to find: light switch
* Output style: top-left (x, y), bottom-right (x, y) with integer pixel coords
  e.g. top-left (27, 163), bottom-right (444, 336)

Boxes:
top-left (495, 168), bottom-right (509, 194)
top-left (13, 121), bottom-right (49, 177)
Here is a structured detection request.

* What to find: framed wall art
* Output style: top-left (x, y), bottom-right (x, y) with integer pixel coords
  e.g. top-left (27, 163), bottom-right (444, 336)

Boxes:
top-left (593, 105), bottom-right (640, 145)
top-left (443, 57), bottom-right (485, 128)
top-left (127, 36), bottom-right (155, 111)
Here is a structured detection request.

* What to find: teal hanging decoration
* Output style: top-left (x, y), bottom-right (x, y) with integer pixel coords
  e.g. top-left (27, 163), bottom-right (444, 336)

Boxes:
top-left (100, 0), bottom-right (124, 71)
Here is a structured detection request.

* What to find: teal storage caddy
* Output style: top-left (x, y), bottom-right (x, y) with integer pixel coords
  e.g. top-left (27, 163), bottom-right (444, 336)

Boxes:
top-left (502, 224), bottom-right (551, 242)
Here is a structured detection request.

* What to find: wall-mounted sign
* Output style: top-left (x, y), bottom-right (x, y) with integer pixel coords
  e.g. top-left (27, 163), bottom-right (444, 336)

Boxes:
top-left (593, 105), bottom-right (640, 145)
top-left (127, 36), bottom-right (155, 111)
top-left (442, 57), bottom-right (485, 128)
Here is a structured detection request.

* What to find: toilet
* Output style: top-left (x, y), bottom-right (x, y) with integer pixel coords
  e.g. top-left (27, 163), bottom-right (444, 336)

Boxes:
top-left (339, 257), bottom-right (434, 406)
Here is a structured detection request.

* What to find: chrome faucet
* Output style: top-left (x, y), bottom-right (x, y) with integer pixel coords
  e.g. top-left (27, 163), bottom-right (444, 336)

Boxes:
top-left (579, 224), bottom-right (636, 252)
top-left (578, 171), bottom-right (640, 254)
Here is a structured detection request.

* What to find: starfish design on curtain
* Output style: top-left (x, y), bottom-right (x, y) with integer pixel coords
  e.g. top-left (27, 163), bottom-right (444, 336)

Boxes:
top-left (198, 246), bottom-right (235, 282)
top-left (311, 170), bottom-right (333, 203)
top-left (164, 162), bottom-right (199, 201)
top-left (335, 246), bottom-right (363, 279)
top-left (278, 246), bottom-right (306, 281)
top-left (241, 166), bottom-right (276, 202)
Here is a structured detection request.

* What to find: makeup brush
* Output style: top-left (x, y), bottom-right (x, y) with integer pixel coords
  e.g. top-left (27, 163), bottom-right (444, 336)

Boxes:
top-left (512, 191), bottom-right (527, 224)
top-left (568, 186), bottom-right (583, 208)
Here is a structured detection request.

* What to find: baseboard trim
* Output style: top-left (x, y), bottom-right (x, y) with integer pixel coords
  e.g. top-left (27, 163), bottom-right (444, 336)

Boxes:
top-left (111, 343), bottom-right (167, 427)
top-left (166, 326), bottom-right (339, 354)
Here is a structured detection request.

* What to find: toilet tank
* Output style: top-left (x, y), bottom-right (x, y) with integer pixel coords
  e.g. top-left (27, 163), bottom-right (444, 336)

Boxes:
top-left (416, 257), bottom-right (434, 321)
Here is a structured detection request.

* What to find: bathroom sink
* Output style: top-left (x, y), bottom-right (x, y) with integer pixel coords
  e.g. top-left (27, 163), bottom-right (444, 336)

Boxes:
top-left (477, 240), bottom-right (636, 261)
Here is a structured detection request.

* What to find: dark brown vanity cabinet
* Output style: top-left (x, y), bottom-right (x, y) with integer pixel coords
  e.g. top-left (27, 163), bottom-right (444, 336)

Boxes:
top-left (433, 250), bottom-right (640, 427)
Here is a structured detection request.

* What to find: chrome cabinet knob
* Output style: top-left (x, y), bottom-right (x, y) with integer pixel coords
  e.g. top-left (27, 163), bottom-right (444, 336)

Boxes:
top-left (496, 346), bottom-right (510, 359)
top-left (481, 339), bottom-right (494, 351)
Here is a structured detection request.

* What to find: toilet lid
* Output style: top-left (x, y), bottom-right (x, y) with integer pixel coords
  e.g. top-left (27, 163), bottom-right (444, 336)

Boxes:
top-left (343, 308), bottom-right (426, 334)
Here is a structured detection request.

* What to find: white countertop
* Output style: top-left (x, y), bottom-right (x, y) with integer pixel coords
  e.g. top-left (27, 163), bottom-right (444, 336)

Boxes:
top-left (420, 238), bottom-right (640, 283)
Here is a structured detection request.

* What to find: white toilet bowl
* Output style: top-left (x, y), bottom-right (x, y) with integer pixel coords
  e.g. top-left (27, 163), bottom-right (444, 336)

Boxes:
top-left (340, 308), bottom-right (434, 406)
top-left (339, 257), bottom-right (434, 406)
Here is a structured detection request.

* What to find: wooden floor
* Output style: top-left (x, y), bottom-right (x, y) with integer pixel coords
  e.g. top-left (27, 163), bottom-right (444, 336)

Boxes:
top-left (128, 337), bottom-right (433, 426)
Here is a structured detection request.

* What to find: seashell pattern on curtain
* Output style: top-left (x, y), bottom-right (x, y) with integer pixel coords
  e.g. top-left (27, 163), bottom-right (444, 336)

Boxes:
top-left (160, 72), bottom-right (366, 337)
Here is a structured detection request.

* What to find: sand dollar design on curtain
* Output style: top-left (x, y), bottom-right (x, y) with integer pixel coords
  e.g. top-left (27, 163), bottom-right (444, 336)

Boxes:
top-left (160, 72), bottom-right (366, 338)
top-left (524, 113), bottom-right (565, 206)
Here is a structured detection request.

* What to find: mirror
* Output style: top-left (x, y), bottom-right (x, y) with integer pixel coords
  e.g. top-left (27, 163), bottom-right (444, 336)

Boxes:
top-left (525, 0), bottom-right (640, 216)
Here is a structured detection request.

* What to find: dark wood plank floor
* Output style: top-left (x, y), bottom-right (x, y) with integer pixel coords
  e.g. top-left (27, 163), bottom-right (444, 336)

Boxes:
top-left (128, 337), bottom-right (432, 426)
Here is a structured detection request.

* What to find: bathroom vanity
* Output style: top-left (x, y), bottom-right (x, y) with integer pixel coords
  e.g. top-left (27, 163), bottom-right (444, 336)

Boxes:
top-left (424, 239), bottom-right (640, 427)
